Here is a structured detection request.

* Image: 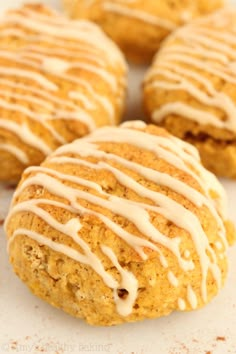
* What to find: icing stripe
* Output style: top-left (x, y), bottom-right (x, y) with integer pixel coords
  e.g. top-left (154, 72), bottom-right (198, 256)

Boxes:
top-left (0, 66), bottom-right (57, 91)
top-left (49, 153), bottom-right (225, 243)
top-left (0, 97), bottom-right (66, 144)
top-left (178, 298), bottom-right (186, 310)
top-left (0, 51), bottom-right (118, 119)
top-left (0, 120), bottom-right (52, 155)
top-left (82, 126), bottom-right (227, 215)
top-left (0, 143), bottom-right (29, 163)
top-left (187, 285), bottom-right (198, 309)
top-left (103, 2), bottom-right (176, 30)
top-left (26, 45), bottom-right (106, 66)
top-left (3, 11), bottom-right (126, 65)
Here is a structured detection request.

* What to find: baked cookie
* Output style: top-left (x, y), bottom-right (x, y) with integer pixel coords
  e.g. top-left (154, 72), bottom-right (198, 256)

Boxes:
top-left (63, 0), bottom-right (225, 63)
top-left (0, 4), bottom-right (127, 182)
top-left (144, 8), bottom-right (236, 178)
top-left (5, 121), bottom-right (235, 326)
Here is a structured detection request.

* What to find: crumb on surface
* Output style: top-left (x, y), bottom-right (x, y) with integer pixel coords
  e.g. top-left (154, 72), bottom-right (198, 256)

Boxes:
top-left (216, 336), bottom-right (226, 341)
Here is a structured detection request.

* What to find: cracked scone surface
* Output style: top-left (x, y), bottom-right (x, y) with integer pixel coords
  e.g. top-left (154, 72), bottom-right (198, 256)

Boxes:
top-left (63, 0), bottom-right (225, 63)
top-left (144, 8), bottom-right (236, 178)
top-left (0, 3), bottom-right (127, 182)
top-left (6, 121), bottom-right (235, 326)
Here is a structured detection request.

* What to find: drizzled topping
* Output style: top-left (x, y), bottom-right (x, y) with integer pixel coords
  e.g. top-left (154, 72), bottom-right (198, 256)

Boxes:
top-left (6, 122), bottom-right (229, 316)
top-left (101, 0), bottom-right (222, 31)
top-left (0, 4), bottom-right (126, 167)
top-left (144, 8), bottom-right (236, 133)
top-left (102, 1), bottom-right (176, 30)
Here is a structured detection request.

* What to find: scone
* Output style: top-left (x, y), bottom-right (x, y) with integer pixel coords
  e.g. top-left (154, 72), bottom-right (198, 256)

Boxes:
top-left (5, 121), bottom-right (235, 326)
top-left (0, 4), bottom-right (127, 182)
top-left (63, 0), bottom-right (225, 63)
top-left (144, 8), bottom-right (236, 178)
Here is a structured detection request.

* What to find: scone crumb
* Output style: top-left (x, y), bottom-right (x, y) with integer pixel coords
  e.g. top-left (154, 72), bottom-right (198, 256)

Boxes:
top-left (216, 336), bottom-right (226, 341)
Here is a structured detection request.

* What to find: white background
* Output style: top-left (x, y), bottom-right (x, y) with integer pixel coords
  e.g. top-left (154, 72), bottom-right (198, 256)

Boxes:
top-left (0, 1), bottom-right (236, 353)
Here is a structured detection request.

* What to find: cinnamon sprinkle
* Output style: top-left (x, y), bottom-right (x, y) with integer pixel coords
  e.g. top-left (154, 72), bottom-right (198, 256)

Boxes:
top-left (216, 336), bottom-right (226, 341)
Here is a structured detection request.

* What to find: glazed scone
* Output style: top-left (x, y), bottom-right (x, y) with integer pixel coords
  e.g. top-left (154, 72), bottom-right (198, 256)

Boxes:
top-left (144, 8), bottom-right (236, 178)
top-left (63, 0), bottom-right (225, 63)
top-left (5, 121), bottom-right (235, 326)
top-left (0, 4), bottom-right (127, 182)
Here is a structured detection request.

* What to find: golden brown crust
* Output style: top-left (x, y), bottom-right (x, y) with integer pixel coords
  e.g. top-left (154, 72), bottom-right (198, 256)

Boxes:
top-left (143, 8), bottom-right (236, 178)
top-left (6, 123), bottom-right (234, 325)
top-left (0, 3), bottom-right (127, 182)
top-left (63, 0), bottom-right (225, 63)
top-left (147, 116), bottom-right (236, 178)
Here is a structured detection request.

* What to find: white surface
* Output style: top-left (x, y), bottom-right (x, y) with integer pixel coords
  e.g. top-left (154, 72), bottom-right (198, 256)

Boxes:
top-left (0, 1), bottom-right (236, 353)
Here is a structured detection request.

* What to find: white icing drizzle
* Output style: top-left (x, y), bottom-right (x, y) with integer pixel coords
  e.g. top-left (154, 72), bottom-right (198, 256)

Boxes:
top-left (82, 126), bottom-right (228, 218)
top-left (50, 140), bottom-right (226, 237)
top-left (0, 36), bottom-right (121, 118)
top-left (149, 64), bottom-right (236, 129)
top-left (7, 191), bottom-right (158, 262)
top-left (41, 57), bottom-right (70, 74)
top-left (2, 60), bottom-right (115, 118)
top-left (184, 250), bottom-right (191, 259)
top-left (11, 168), bottom-right (188, 269)
top-left (145, 8), bottom-right (236, 133)
top-left (69, 91), bottom-right (95, 110)
top-left (6, 123), bottom-right (229, 316)
top-left (167, 271), bottom-right (179, 287)
top-left (178, 298), bottom-right (186, 311)
top-left (0, 66), bottom-right (57, 91)
top-left (0, 97), bottom-right (66, 144)
top-left (0, 4), bottom-right (126, 167)
top-left (0, 143), bottom-right (28, 163)
top-left (3, 14), bottom-right (101, 44)
top-left (51, 150), bottom-right (225, 243)
top-left (187, 285), bottom-right (198, 309)
top-left (147, 68), bottom-right (236, 131)
top-left (46, 110), bottom-right (96, 132)
top-left (0, 49), bottom-right (117, 120)
top-left (25, 44), bottom-right (107, 67)
top-left (22, 52), bottom-right (118, 91)
top-left (0, 90), bottom-right (54, 110)
top-left (0, 28), bottom-right (109, 65)
top-left (0, 79), bottom-right (81, 111)
top-left (0, 120), bottom-right (52, 155)
top-left (101, 245), bottom-right (138, 317)
top-left (215, 241), bottom-right (223, 250)
top-left (3, 10), bottom-right (126, 65)
top-left (103, 2), bottom-right (176, 30)
top-left (121, 120), bottom-right (147, 129)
